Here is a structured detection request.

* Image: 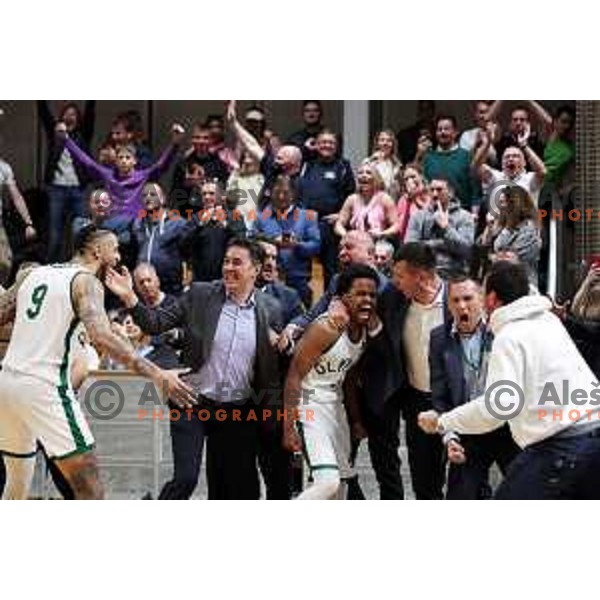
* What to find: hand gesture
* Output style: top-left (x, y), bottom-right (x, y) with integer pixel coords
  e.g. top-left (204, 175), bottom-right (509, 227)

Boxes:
top-left (418, 409), bottom-right (440, 434)
top-left (171, 123), bottom-right (186, 145)
top-left (152, 368), bottom-right (196, 409)
top-left (447, 439), bottom-right (466, 464)
top-left (105, 266), bottom-right (135, 304)
top-left (328, 298), bottom-right (350, 331)
top-left (517, 123), bottom-right (531, 147)
top-left (434, 203), bottom-right (449, 230)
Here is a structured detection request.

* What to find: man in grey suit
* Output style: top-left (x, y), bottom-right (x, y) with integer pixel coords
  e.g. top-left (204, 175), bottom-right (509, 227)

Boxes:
top-left (106, 238), bottom-right (284, 499)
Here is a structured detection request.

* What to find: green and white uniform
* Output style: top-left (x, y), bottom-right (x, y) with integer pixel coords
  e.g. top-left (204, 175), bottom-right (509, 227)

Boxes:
top-left (0, 264), bottom-right (95, 459)
top-left (298, 317), bottom-right (366, 481)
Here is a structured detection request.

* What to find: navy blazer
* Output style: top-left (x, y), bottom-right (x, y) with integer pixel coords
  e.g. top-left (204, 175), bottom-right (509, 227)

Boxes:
top-left (429, 322), bottom-right (492, 414)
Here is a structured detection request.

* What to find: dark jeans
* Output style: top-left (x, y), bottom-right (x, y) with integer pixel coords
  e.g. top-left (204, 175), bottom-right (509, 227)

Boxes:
top-left (158, 402), bottom-right (206, 500)
top-left (47, 185), bottom-right (86, 262)
top-left (446, 426), bottom-right (520, 500)
top-left (494, 426), bottom-right (600, 499)
top-left (318, 219), bottom-right (339, 291)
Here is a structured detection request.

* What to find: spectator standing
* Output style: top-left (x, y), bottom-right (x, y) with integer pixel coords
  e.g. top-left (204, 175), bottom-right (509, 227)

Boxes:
top-left (296, 130), bottom-right (356, 288)
top-left (286, 101), bottom-right (325, 161)
top-left (38, 101), bottom-right (95, 261)
top-left (171, 123), bottom-right (230, 211)
top-left (226, 152), bottom-right (264, 234)
top-left (335, 164), bottom-right (399, 240)
top-left (363, 130), bottom-right (402, 199)
top-left (134, 183), bottom-right (194, 295)
top-left (488, 101), bottom-right (550, 170)
top-left (406, 178), bottom-right (474, 277)
top-left (396, 164), bottom-right (431, 243)
top-left (396, 100), bottom-right (436, 164)
top-left (459, 101), bottom-right (498, 165)
top-left (418, 115), bottom-right (478, 211)
top-left (255, 175), bottom-right (320, 306)
top-left (182, 181), bottom-right (246, 283)
top-left (58, 122), bottom-right (185, 217)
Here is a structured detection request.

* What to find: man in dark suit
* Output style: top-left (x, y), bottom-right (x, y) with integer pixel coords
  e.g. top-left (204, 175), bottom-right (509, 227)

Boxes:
top-left (107, 238), bottom-right (284, 500)
top-left (429, 275), bottom-right (519, 499)
top-left (362, 243), bottom-right (450, 499)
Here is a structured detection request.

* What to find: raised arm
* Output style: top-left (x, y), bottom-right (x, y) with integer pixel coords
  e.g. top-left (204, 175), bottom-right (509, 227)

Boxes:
top-left (472, 121), bottom-right (496, 181)
top-left (72, 272), bottom-right (194, 407)
top-left (527, 100), bottom-right (553, 137)
top-left (145, 123), bottom-right (185, 180)
top-left (226, 101), bottom-right (265, 163)
top-left (57, 125), bottom-right (111, 182)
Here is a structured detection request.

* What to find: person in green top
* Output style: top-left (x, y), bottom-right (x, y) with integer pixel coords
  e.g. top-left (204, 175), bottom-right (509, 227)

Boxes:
top-left (416, 115), bottom-right (479, 212)
top-left (543, 104), bottom-right (575, 186)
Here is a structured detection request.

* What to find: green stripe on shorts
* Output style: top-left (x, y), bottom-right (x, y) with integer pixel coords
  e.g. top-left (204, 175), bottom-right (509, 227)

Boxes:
top-left (57, 318), bottom-right (88, 454)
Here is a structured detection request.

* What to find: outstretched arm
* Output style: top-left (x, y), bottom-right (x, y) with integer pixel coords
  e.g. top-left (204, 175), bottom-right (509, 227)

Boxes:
top-left (73, 273), bottom-right (195, 407)
top-left (57, 125), bottom-right (111, 182)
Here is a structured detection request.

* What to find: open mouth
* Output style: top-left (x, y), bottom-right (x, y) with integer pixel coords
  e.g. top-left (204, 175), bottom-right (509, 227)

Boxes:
top-left (460, 314), bottom-right (470, 323)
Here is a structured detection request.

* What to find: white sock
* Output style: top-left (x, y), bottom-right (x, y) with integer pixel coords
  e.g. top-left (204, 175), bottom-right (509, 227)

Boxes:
top-left (2, 456), bottom-right (35, 500)
top-left (297, 478), bottom-right (340, 500)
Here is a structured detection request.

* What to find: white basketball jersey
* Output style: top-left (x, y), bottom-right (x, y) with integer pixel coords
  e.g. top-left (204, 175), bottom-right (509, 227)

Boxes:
top-left (301, 317), bottom-right (366, 402)
top-left (3, 264), bottom-right (89, 388)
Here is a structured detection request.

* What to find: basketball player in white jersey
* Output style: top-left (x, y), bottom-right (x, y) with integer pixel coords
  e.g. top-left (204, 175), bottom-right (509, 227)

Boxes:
top-left (0, 225), bottom-right (195, 499)
top-left (283, 264), bottom-right (380, 500)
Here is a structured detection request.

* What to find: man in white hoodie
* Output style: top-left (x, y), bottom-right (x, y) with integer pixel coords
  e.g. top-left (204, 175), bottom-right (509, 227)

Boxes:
top-left (419, 261), bottom-right (600, 499)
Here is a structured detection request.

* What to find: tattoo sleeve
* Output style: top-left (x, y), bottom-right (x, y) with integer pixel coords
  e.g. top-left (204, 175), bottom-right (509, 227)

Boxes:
top-left (72, 273), bottom-right (159, 379)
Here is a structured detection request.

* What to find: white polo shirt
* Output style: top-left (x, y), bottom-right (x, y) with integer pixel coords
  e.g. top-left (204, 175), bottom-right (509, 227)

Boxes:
top-left (403, 284), bottom-right (445, 393)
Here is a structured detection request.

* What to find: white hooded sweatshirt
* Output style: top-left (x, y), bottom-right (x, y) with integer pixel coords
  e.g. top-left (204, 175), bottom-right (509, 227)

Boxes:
top-left (439, 295), bottom-right (600, 448)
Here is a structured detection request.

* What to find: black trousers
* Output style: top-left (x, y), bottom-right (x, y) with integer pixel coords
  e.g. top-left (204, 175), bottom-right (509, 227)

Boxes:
top-left (158, 400), bottom-right (292, 500)
top-left (366, 387), bottom-right (445, 500)
top-left (446, 426), bottom-right (520, 500)
top-left (158, 402), bottom-right (206, 500)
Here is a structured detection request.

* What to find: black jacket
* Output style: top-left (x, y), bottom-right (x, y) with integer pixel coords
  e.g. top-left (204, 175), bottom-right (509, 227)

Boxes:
top-left (38, 101), bottom-right (96, 187)
top-left (362, 282), bottom-right (451, 418)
